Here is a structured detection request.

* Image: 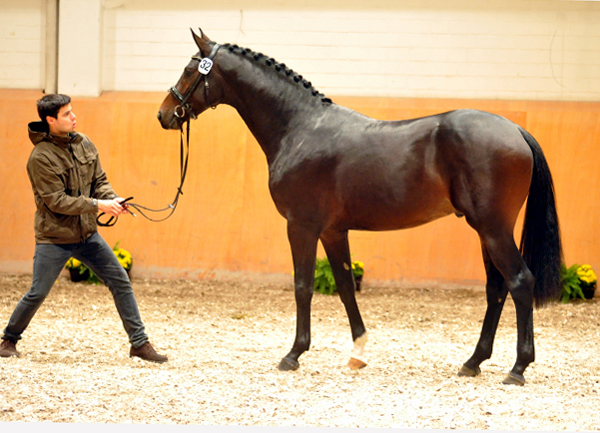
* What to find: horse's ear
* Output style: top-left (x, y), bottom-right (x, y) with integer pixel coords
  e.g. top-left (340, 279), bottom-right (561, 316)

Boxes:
top-left (191, 27), bottom-right (211, 56)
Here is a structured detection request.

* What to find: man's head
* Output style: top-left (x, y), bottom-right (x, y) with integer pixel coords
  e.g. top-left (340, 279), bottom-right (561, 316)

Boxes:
top-left (37, 94), bottom-right (76, 136)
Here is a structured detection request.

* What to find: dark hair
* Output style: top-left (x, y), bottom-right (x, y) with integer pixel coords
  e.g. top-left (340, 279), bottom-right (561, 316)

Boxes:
top-left (37, 94), bottom-right (71, 123)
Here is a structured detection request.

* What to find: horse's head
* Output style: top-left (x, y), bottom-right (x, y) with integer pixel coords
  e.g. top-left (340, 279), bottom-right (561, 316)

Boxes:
top-left (158, 29), bottom-right (223, 130)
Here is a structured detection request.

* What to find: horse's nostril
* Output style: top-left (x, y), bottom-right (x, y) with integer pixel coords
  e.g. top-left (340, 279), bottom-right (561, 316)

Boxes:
top-left (157, 111), bottom-right (162, 120)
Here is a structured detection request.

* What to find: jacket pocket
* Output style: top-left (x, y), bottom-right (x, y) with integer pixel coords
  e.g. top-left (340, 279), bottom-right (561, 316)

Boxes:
top-left (36, 210), bottom-right (80, 242)
top-left (72, 147), bottom-right (98, 195)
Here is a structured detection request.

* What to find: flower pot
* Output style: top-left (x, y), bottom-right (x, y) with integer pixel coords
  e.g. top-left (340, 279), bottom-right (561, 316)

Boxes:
top-left (69, 268), bottom-right (90, 283)
top-left (69, 267), bottom-right (130, 283)
top-left (582, 287), bottom-right (596, 299)
top-left (355, 275), bottom-right (363, 292)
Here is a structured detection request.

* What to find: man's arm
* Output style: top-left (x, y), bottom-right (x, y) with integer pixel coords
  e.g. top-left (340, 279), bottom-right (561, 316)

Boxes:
top-left (90, 151), bottom-right (130, 217)
top-left (28, 153), bottom-right (97, 215)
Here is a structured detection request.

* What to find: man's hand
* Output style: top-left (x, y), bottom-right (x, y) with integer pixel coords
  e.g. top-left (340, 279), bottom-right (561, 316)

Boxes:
top-left (98, 198), bottom-right (130, 217)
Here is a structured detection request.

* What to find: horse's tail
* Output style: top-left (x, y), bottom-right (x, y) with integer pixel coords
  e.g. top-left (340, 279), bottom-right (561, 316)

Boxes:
top-left (518, 126), bottom-right (563, 308)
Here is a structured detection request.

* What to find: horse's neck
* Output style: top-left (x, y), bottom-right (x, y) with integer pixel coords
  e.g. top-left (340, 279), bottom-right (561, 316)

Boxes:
top-left (220, 56), bottom-right (325, 163)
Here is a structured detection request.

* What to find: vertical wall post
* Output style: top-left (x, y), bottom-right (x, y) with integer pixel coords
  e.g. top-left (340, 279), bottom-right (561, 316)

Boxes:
top-left (57, 0), bottom-right (103, 96)
top-left (44, 0), bottom-right (58, 94)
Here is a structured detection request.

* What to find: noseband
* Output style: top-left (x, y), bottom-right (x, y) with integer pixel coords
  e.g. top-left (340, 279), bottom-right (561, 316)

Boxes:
top-left (169, 42), bottom-right (221, 119)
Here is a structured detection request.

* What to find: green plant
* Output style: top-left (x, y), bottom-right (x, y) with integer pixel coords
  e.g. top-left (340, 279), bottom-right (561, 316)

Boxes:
top-left (65, 241), bottom-right (133, 285)
top-left (112, 241), bottom-right (133, 271)
top-left (560, 263), bottom-right (597, 303)
top-left (313, 256), bottom-right (364, 295)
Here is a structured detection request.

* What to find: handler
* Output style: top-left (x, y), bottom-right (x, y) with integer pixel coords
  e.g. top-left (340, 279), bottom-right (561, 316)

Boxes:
top-left (0, 94), bottom-right (167, 363)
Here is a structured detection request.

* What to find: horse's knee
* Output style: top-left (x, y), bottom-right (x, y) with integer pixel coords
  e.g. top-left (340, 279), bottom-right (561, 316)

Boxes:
top-left (294, 289), bottom-right (314, 309)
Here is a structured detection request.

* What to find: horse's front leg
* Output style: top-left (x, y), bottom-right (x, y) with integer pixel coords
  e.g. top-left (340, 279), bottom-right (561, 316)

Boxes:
top-left (320, 229), bottom-right (367, 370)
top-left (278, 222), bottom-right (320, 371)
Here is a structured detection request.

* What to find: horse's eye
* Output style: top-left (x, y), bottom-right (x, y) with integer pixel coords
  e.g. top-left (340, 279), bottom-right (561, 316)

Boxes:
top-left (184, 69), bottom-right (194, 78)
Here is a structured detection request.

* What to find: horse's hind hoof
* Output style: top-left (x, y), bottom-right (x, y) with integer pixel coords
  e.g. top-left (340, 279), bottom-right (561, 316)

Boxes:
top-left (278, 357), bottom-right (299, 371)
top-left (457, 364), bottom-right (481, 377)
top-left (502, 372), bottom-right (525, 386)
top-left (347, 357), bottom-right (367, 370)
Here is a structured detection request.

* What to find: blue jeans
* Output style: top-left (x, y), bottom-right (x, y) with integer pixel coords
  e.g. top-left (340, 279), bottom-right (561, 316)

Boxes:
top-left (2, 232), bottom-right (148, 348)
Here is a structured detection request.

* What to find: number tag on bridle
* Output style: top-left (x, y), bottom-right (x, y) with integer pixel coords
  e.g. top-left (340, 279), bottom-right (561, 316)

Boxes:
top-left (198, 58), bottom-right (213, 75)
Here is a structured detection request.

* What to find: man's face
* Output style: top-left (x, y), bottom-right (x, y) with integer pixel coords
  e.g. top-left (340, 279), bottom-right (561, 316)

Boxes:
top-left (47, 104), bottom-right (77, 137)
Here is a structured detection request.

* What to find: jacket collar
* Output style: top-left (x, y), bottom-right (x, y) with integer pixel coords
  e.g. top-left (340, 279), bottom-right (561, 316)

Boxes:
top-left (28, 121), bottom-right (82, 149)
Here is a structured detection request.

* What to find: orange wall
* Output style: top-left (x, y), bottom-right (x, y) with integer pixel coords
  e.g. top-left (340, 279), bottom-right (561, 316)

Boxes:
top-left (1, 89), bottom-right (599, 285)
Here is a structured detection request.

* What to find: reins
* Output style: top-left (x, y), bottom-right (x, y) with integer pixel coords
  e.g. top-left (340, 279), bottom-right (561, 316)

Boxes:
top-left (97, 119), bottom-right (191, 227)
top-left (97, 42), bottom-right (221, 228)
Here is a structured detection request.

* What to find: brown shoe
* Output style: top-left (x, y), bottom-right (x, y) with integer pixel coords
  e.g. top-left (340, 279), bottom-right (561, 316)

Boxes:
top-left (0, 339), bottom-right (20, 358)
top-left (129, 341), bottom-right (168, 363)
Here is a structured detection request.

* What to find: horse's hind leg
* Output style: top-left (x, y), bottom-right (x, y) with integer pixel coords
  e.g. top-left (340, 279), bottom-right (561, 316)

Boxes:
top-left (477, 231), bottom-right (535, 385)
top-left (459, 243), bottom-right (508, 378)
top-left (320, 229), bottom-right (367, 369)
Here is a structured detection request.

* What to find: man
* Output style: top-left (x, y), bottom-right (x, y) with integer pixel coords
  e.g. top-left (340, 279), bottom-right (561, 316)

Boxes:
top-left (0, 94), bottom-right (167, 363)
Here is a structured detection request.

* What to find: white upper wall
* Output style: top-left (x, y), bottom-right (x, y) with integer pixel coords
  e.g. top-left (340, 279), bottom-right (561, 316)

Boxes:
top-left (2, 0), bottom-right (600, 100)
top-left (0, 0), bottom-right (45, 90)
top-left (57, 0), bottom-right (103, 96)
top-left (102, 0), bottom-right (600, 100)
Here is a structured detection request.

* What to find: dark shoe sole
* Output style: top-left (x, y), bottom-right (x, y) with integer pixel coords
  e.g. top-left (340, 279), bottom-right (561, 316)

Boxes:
top-left (130, 354), bottom-right (168, 363)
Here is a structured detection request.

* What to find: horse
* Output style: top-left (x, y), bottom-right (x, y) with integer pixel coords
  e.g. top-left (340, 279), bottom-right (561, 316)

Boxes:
top-left (157, 29), bottom-right (562, 385)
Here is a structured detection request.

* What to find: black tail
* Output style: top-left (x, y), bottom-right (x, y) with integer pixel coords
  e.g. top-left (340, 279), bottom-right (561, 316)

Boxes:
top-left (518, 126), bottom-right (563, 308)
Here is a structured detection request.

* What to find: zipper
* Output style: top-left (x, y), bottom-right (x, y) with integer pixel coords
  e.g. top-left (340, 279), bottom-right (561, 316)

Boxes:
top-left (68, 141), bottom-right (85, 243)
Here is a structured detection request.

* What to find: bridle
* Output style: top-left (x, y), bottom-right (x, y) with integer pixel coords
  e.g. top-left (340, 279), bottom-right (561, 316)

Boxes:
top-left (97, 43), bottom-right (221, 227)
top-left (169, 42), bottom-right (221, 119)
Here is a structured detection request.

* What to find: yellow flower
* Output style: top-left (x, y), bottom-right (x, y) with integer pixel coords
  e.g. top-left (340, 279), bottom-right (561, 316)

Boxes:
top-left (577, 264), bottom-right (597, 284)
top-left (66, 258), bottom-right (81, 269)
top-left (113, 247), bottom-right (133, 270)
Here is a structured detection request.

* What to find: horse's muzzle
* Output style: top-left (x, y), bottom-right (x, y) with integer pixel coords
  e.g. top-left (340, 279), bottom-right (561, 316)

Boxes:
top-left (157, 109), bottom-right (181, 130)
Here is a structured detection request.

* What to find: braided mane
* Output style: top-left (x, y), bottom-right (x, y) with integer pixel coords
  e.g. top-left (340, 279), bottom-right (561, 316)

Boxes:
top-left (222, 43), bottom-right (332, 105)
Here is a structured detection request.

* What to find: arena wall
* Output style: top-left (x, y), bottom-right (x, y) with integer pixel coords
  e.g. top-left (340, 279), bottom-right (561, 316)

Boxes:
top-left (1, 0), bottom-right (599, 285)
top-left (2, 1), bottom-right (600, 100)
top-left (1, 89), bottom-right (599, 285)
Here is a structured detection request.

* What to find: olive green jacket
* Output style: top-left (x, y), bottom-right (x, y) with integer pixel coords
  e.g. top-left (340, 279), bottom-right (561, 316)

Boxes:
top-left (27, 121), bottom-right (117, 244)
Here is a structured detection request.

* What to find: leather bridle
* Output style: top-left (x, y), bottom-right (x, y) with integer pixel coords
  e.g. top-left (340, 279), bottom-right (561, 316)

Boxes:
top-left (169, 42), bottom-right (221, 120)
top-left (97, 43), bottom-right (221, 227)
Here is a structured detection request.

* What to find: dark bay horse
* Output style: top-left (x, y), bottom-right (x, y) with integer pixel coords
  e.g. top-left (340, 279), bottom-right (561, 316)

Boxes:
top-left (158, 29), bottom-right (562, 385)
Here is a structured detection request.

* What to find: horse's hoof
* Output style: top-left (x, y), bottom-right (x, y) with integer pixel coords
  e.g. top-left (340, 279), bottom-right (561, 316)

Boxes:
top-left (502, 372), bottom-right (525, 386)
top-left (457, 364), bottom-right (481, 377)
top-left (347, 357), bottom-right (367, 370)
top-left (278, 357), bottom-right (299, 371)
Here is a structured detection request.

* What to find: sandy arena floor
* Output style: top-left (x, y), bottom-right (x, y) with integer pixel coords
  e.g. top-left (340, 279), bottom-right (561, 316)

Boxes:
top-left (0, 273), bottom-right (599, 431)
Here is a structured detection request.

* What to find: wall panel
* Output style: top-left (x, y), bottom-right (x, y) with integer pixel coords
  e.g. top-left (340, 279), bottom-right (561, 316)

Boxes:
top-left (101, 0), bottom-right (600, 100)
top-left (0, 0), bottom-right (45, 89)
top-left (1, 89), bottom-right (598, 287)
